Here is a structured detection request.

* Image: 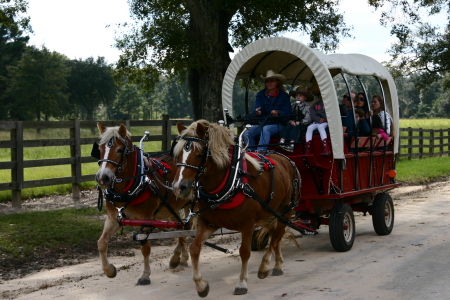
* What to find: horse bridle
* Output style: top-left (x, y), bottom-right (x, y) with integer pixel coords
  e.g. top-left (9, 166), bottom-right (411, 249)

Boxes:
top-left (176, 135), bottom-right (211, 182)
top-left (98, 137), bottom-right (134, 176)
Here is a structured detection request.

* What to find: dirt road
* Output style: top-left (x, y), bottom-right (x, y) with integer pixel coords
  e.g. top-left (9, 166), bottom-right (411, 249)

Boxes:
top-left (1, 182), bottom-right (450, 300)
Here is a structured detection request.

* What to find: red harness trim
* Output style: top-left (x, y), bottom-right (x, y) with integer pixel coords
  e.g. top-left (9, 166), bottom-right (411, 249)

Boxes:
top-left (120, 150), bottom-right (151, 206)
top-left (247, 152), bottom-right (277, 170)
top-left (150, 159), bottom-right (172, 176)
top-left (207, 150), bottom-right (275, 210)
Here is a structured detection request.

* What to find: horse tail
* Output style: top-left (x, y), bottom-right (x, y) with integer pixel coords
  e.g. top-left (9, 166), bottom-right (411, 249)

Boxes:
top-left (254, 216), bottom-right (300, 250)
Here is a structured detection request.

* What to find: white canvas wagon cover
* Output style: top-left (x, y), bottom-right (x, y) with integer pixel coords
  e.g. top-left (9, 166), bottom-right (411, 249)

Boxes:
top-left (222, 37), bottom-right (399, 159)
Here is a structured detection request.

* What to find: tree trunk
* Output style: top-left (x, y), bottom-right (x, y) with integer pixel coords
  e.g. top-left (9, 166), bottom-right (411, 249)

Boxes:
top-left (186, 0), bottom-right (233, 122)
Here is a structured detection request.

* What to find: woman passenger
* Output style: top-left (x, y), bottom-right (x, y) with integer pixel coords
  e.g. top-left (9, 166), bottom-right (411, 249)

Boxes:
top-left (370, 94), bottom-right (391, 136)
top-left (355, 93), bottom-right (369, 118)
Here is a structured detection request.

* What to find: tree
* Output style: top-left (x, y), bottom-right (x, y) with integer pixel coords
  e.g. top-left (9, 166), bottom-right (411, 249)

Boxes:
top-left (0, 25), bottom-right (28, 120)
top-left (66, 57), bottom-right (116, 121)
top-left (115, 0), bottom-right (351, 122)
top-left (0, 0), bottom-right (31, 33)
top-left (369, 0), bottom-right (450, 88)
top-left (112, 81), bottom-right (144, 120)
top-left (6, 46), bottom-right (70, 121)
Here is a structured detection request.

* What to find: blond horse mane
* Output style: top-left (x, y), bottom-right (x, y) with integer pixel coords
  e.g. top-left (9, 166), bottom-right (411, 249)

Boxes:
top-left (98, 126), bottom-right (131, 145)
top-left (174, 120), bottom-right (261, 171)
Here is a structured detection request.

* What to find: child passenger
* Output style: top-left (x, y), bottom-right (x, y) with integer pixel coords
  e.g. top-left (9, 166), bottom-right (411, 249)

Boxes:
top-left (278, 86), bottom-right (314, 152)
top-left (305, 91), bottom-right (330, 156)
top-left (372, 114), bottom-right (389, 141)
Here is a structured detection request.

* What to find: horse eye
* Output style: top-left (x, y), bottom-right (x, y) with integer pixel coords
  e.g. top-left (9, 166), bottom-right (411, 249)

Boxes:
top-left (196, 151), bottom-right (204, 159)
top-left (117, 148), bottom-right (124, 154)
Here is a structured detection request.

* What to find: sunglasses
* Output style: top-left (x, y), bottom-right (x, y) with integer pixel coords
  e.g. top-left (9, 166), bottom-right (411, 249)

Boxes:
top-left (265, 79), bottom-right (277, 83)
top-left (358, 97), bottom-right (365, 101)
top-left (342, 95), bottom-right (349, 99)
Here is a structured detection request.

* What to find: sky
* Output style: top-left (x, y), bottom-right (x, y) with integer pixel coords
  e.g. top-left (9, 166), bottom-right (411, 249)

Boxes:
top-left (26, 0), bottom-right (446, 64)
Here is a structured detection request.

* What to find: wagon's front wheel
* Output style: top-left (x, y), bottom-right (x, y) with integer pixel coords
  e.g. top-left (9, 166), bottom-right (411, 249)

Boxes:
top-left (329, 203), bottom-right (355, 252)
top-left (372, 192), bottom-right (394, 235)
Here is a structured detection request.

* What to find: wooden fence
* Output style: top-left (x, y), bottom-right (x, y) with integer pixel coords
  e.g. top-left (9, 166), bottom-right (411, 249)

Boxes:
top-left (0, 117), bottom-right (192, 208)
top-left (399, 127), bottom-right (450, 159)
top-left (0, 119), bottom-right (449, 208)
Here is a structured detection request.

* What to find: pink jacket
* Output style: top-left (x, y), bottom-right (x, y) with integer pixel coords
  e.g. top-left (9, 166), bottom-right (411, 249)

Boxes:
top-left (377, 128), bottom-right (389, 141)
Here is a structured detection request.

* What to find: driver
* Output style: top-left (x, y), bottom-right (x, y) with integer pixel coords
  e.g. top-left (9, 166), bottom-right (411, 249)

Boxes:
top-left (243, 70), bottom-right (291, 151)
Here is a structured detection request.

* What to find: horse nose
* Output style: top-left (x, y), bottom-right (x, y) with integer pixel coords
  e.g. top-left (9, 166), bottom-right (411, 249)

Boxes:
top-left (96, 172), bottom-right (112, 188)
top-left (173, 179), bottom-right (192, 198)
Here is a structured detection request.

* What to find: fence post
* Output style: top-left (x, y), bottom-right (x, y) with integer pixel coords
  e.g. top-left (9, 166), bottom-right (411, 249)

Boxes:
top-left (447, 128), bottom-right (450, 155)
top-left (70, 119), bottom-right (82, 205)
top-left (419, 128), bottom-right (423, 159)
top-left (429, 129), bottom-right (434, 157)
top-left (162, 114), bottom-right (171, 151)
top-left (439, 129), bottom-right (443, 156)
top-left (11, 121), bottom-right (23, 208)
top-left (408, 127), bottom-right (413, 160)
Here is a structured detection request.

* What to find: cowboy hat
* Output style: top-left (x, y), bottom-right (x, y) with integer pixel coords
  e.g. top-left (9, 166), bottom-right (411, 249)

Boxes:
top-left (260, 70), bottom-right (286, 83)
top-left (289, 86), bottom-right (314, 102)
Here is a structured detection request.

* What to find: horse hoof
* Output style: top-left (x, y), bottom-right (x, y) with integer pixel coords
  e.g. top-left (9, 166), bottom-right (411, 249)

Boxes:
top-left (197, 283), bottom-right (210, 298)
top-left (179, 261), bottom-right (189, 267)
top-left (169, 260), bottom-right (180, 269)
top-left (233, 287), bottom-right (248, 295)
top-left (106, 266), bottom-right (117, 278)
top-left (272, 269), bottom-right (284, 276)
top-left (137, 278), bottom-right (151, 285)
top-left (257, 271), bottom-right (270, 279)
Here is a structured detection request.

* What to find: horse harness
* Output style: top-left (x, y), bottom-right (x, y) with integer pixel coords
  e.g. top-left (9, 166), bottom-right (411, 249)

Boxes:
top-left (177, 134), bottom-right (304, 233)
top-left (96, 137), bottom-right (183, 223)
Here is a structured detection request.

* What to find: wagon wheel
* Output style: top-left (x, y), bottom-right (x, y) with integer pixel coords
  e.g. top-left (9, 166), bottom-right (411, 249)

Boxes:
top-left (251, 229), bottom-right (269, 251)
top-left (372, 192), bottom-right (394, 235)
top-left (329, 203), bottom-right (355, 252)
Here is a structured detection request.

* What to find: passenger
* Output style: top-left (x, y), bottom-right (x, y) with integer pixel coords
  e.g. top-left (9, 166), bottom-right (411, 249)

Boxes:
top-left (305, 92), bottom-right (330, 156)
top-left (278, 86), bottom-right (314, 152)
top-left (355, 109), bottom-right (371, 137)
top-left (370, 94), bottom-right (391, 135)
top-left (341, 92), bottom-right (366, 140)
top-left (243, 70), bottom-right (291, 151)
top-left (372, 114), bottom-right (389, 141)
top-left (339, 92), bottom-right (356, 117)
top-left (355, 93), bottom-right (369, 118)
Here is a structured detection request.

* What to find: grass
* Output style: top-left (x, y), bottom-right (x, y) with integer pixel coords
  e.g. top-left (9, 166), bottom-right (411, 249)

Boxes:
top-left (399, 118), bottom-right (450, 130)
top-left (0, 207), bottom-right (140, 280)
top-left (396, 156), bottom-right (450, 185)
top-left (0, 208), bottom-right (104, 258)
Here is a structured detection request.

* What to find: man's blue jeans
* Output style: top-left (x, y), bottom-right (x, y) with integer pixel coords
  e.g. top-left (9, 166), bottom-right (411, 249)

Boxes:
top-left (243, 124), bottom-right (285, 151)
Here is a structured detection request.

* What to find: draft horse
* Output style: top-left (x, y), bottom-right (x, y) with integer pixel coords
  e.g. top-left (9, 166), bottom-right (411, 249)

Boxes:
top-left (172, 120), bottom-right (301, 297)
top-left (95, 122), bottom-right (189, 285)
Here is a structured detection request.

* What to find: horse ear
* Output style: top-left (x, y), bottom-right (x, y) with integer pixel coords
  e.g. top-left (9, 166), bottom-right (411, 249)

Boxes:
top-left (118, 123), bottom-right (128, 138)
top-left (196, 122), bottom-right (207, 138)
top-left (177, 122), bottom-right (186, 134)
top-left (97, 122), bottom-right (106, 134)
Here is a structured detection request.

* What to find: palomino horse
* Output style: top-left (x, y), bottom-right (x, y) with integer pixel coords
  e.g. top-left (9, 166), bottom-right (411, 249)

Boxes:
top-left (172, 120), bottom-right (301, 297)
top-left (95, 122), bottom-right (189, 285)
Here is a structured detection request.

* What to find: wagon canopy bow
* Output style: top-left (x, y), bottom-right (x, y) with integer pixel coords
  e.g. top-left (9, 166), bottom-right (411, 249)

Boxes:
top-left (221, 37), bottom-right (400, 160)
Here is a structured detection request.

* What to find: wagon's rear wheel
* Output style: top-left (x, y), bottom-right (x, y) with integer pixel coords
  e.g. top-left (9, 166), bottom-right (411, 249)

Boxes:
top-left (372, 192), bottom-right (394, 235)
top-left (251, 229), bottom-right (269, 251)
top-left (329, 203), bottom-right (355, 252)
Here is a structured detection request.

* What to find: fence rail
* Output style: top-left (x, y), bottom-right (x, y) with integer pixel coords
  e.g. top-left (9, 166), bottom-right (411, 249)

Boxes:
top-left (399, 127), bottom-right (450, 159)
top-left (1, 120), bottom-right (449, 208)
top-left (0, 117), bottom-right (192, 208)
